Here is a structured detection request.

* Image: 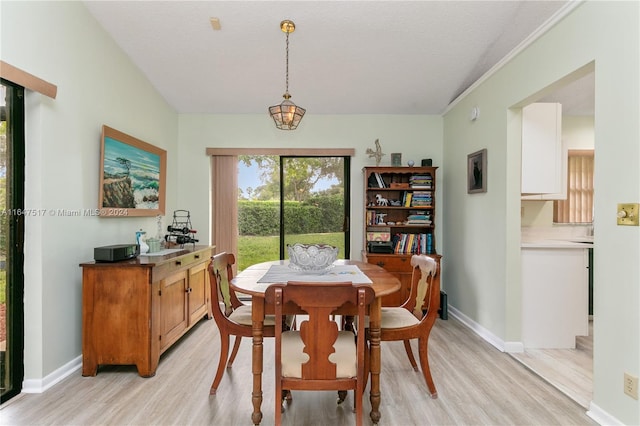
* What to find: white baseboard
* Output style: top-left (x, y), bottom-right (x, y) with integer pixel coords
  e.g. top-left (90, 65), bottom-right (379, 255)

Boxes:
top-left (587, 402), bottom-right (623, 426)
top-left (448, 305), bottom-right (520, 352)
top-left (22, 355), bottom-right (82, 393)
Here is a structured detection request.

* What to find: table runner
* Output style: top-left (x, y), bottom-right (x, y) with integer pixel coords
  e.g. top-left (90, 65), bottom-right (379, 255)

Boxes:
top-left (257, 264), bottom-right (372, 284)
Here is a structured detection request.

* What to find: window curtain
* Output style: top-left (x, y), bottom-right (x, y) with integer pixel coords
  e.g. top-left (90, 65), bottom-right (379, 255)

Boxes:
top-left (554, 150), bottom-right (594, 223)
top-left (211, 155), bottom-right (238, 271)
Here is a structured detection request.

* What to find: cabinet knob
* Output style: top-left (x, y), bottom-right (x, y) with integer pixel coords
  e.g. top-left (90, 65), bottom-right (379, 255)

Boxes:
top-left (376, 261), bottom-right (385, 267)
top-left (175, 261), bottom-right (182, 266)
top-left (194, 255), bottom-right (200, 259)
top-left (186, 287), bottom-right (192, 293)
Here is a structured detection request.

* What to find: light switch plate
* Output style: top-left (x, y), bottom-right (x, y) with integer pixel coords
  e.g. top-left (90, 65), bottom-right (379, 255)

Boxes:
top-left (617, 203), bottom-right (639, 226)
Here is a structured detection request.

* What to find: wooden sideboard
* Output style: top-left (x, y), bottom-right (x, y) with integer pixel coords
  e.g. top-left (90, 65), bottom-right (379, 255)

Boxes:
top-left (80, 245), bottom-right (214, 377)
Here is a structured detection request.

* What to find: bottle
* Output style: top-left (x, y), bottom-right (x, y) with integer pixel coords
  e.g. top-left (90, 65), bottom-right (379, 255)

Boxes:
top-left (167, 226), bottom-right (195, 234)
top-left (136, 230), bottom-right (149, 254)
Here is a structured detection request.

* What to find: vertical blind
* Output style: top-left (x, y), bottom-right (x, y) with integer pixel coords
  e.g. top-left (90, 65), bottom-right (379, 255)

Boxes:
top-left (211, 155), bottom-right (239, 275)
top-left (554, 150), bottom-right (594, 223)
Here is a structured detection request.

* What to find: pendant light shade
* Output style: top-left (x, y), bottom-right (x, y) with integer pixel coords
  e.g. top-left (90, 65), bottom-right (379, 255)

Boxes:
top-left (269, 94), bottom-right (306, 130)
top-left (269, 20), bottom-right (305, 130)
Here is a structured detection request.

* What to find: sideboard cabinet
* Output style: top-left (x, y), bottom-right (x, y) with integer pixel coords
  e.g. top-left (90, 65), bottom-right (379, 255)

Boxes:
top-left (81, 245), bottom-right (214, 377)
top-left (362, 166), bottom-right (441, 306)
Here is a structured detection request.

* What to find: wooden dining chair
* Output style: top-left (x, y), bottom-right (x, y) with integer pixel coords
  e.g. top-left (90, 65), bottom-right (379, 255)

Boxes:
top-left (378, 254), bottom-right (440, 398)
top-left (265, 281), bottom-right (375, 426)
top-left (208, 252), bottom-right (281, 395)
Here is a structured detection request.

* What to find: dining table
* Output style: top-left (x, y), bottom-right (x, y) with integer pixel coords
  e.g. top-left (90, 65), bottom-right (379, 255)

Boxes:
top-left (230, 259), bottom-right (401, 425)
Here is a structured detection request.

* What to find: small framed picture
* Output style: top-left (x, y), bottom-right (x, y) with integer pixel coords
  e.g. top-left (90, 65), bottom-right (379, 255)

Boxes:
top-left (467, 149), bottom-right (487, 194)
top-left (391, 153), bottom-right (402, 166)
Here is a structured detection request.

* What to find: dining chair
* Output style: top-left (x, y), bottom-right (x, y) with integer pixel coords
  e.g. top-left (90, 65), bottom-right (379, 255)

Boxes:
top-left (378, 254), bottom-right (440, 398)
top-left (265, 281), bottom-right (375, 426)
top-left (208, 252), bottom-right (263, 394)
top-left (209, 252), bottom-right (295, 396)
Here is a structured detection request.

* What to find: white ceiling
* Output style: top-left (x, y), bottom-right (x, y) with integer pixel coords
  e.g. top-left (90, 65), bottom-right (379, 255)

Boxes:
top-left (84, 0), bottom-right (592, 116)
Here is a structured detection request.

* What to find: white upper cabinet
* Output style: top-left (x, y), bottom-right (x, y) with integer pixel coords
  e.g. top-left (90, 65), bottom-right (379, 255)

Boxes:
top-left (521, 102), bottom-right (566, 199)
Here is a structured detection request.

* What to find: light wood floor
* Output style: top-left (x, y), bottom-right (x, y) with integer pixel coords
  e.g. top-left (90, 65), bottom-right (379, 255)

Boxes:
top-left (510, 322), bottom-right (593, 408)
top-left (0, 317), bottom-right (596, 426)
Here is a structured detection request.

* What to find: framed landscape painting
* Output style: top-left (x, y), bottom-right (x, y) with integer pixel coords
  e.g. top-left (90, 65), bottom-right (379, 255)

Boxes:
top-left (99, 125), bottom-right (166, 217)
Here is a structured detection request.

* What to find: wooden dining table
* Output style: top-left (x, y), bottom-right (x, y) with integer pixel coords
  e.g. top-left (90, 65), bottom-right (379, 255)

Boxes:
top-left (231, 259), bottom-right (401, 425)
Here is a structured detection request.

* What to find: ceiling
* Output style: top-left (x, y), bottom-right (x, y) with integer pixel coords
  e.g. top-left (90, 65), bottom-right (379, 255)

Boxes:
top-left (84, 1), bottom-right (593, 116)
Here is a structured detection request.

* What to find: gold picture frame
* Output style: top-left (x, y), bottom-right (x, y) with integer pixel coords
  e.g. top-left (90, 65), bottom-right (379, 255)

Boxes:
top-left (99, 125), bottom-right (166, 217)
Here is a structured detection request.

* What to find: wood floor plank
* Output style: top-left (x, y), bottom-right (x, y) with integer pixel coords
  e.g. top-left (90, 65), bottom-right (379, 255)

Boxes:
top-left (510, 321), bottom-right (593, 408)
top-left (0, 317), bottom-right (596, 425)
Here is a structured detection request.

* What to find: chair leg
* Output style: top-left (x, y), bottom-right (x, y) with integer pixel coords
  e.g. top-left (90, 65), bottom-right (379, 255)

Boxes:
top-left (227, 336), bottom-right (242, 367)
top-left (418, 337), bottom-right (438, 398)
top-left (355, 382), bottom-right (363, 426)
top-left (363, 341), bottom-right (370, 391)
top-left (403, 340), bottom-right (419, 371)
top-left (210, 332), bottom-right (230, 395)
top-left (275, 381), bottom-right (283, 425)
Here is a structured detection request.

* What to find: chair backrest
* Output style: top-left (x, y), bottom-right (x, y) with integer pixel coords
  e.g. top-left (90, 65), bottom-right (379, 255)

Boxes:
top-left (209, 252), bottom-right (241, 319)
top-left (404, 255), bottom-right (439, 320)
top-left (265, 281), bottom-right (375, 383)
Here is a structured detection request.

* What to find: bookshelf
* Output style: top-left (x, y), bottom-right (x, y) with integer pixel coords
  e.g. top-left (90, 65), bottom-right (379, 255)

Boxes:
top-left (363, 166), bottom-right (441, 306)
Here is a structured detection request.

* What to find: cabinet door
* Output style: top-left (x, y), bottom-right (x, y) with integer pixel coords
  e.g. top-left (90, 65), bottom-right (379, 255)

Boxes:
top-left (366, 255), bottom-right (412, 306)
top-left (188, 261), bottom-right (211, 325)
top-left (159, 270), bottom-right (189, 352)
top-left (521, 103), bottom-right (562, 195)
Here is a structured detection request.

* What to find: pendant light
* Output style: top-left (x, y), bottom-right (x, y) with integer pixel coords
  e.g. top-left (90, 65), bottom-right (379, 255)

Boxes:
top-left (268, 20), bottom-right (306, 130)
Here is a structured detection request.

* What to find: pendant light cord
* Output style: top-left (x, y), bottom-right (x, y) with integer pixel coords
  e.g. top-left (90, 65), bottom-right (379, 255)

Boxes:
top-left (285, 30), bottom-right (290, 95)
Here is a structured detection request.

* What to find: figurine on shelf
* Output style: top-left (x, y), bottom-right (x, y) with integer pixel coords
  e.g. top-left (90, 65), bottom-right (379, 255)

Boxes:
top-left (366, 139), bottom-right (385, 166)
top-left (376, 194), bottom-right (389, 206)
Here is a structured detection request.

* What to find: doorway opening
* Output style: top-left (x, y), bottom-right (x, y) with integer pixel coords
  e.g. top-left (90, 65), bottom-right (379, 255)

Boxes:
top-left (515, 65), bottom-right (595, 408)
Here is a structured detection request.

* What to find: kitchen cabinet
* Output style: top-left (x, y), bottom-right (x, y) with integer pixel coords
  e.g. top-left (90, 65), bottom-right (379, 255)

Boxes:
top-left (81, 245), bottom-right (213, 377)
top-left (521, 243), bottom-right (589, 348)
top-left (521, 102), bottom-right (566, 199)
top-left (362, 166), bottom-right (441, 307)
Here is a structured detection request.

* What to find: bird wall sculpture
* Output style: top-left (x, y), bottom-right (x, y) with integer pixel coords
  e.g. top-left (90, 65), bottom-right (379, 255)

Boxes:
top-left (366, 139), bottom-right (385, 166)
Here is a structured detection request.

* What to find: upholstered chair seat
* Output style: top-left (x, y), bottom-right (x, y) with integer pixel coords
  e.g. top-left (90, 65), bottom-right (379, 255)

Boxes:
top-left (281, 330), bottom-right (357, 378)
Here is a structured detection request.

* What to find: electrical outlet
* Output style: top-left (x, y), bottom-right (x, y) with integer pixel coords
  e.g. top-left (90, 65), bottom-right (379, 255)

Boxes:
top-left (624, 373), bottom-right (639, 399)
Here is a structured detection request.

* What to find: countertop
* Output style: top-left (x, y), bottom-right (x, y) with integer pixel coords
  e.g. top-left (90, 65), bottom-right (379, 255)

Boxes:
top-left (521, 228), bottom-right (593, 248)
top-left (521, 239), bottom-right (593, 248)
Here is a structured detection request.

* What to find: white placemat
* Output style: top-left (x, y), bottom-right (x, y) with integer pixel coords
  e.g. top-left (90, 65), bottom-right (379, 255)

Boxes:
top-left (257, 264), bottom-right (372, 284)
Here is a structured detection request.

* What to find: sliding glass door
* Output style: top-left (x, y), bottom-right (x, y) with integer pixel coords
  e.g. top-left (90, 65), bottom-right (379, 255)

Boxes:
top-left (0, 80), bottom-right (25, 403)
top-left (281, 156), bottom-right (349, 259)
top-left (237, 155), bottom-right (350, 271)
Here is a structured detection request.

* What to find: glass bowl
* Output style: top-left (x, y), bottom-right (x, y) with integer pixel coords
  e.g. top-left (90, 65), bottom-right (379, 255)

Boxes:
top-left (287, 243), bottom-right (338, 273)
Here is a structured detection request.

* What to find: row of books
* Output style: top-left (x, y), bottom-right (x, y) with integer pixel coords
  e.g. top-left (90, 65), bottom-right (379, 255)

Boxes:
top-left (409, 174), bottom-right (433, 188)
top-left (368, 173), bottom-right (434, 189)
top-left (410, 191), bottom-right (433, 206)
top-left (391, 233), bottom-right (434, 254)
top-left (401, 191), bottom-right (433, 207)
top-left (368, 172), bottom-right (388, 188)
top-left (407, 212), bottom-right (432, 225)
